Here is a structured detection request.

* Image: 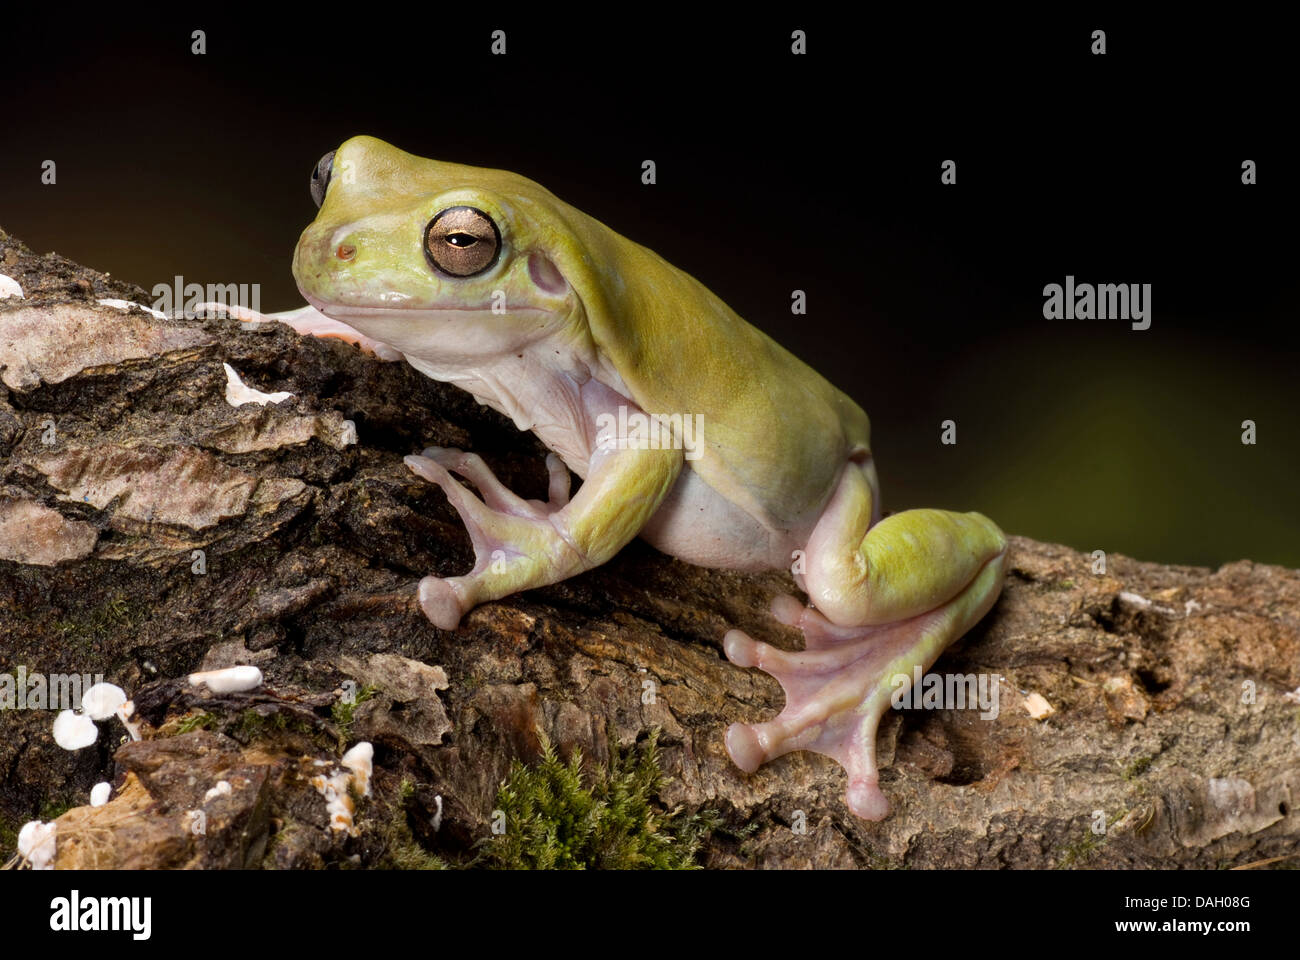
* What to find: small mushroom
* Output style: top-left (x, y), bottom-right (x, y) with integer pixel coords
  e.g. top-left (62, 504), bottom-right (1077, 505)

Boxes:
top-left (0, 273), bottom-right (24, 300)
top-left (52, 709), bottom-right (98, 750)
top-left (188, 665), bottom-right (263, 694)
top-left (90, 782), bottom-right (112, 807)
top-left (17, 820), bottom-right (57, 869)
top-left (82, 682), bottom-right (127, 721)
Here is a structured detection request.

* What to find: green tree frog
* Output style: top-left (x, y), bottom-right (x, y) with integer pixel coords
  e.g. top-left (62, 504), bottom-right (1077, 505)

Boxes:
top-left (246, 136), bottom-right (1008, 821)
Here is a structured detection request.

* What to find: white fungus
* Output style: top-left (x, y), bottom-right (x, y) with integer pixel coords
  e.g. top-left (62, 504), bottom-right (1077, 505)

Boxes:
top-left (52, 709), bottom-right (98, 750)
top-left (222, 363), bottom-right (294, 407)
top-left (312, 770), bottom-right (359, 836)
top-left (188, 665), bottom-right (263, 693)
top-left (312, 741), bottom-right (374, 836)
top-left (341, 741), bottom-right (374, 798)
top-left (17, 820), bottom-right (57, 870)
top-left (82, 682), bottom-right (127, 721)
top-left (116, 700), bottom-right (143, 741)
top-left (203, 780), bottom-right (232, 803)
top-left (96, 297), bottom-right (169, 321)
top-left (90, 782), bottom-right (112, 807)
top-left (0, 273), bottom-right (24, 300)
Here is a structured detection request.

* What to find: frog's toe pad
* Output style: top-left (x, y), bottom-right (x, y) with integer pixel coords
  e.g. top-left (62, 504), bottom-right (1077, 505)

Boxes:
top-left (418, 576), bottom-right (464, 630)
top-left (725, 722), bottom-right (766, 773)
top-left (846, 776), bottom-right (890, 822)
top-left (722, 628), bottom-right (762, 668)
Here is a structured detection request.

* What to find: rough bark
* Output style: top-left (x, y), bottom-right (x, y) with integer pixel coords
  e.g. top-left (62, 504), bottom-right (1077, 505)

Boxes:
top-left (0, 228), bottom-right (1296, 870)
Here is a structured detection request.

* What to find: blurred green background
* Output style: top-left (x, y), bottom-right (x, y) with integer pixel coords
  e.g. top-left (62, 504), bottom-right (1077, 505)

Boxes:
top-left (3, 13), bottom-right (1294, 569)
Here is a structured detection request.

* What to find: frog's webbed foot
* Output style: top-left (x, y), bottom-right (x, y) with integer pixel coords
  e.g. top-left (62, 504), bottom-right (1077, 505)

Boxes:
top-left (195, 302), bottom-right (404, 361)
top-left (723, 552), bottom-right (1006, 822)
top-left (405, 449), bottom-right (576, 630)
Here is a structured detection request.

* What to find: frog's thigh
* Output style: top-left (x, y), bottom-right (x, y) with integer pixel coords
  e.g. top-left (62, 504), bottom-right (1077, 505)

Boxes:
top-left (803, 462), bottom-right (1007, 627)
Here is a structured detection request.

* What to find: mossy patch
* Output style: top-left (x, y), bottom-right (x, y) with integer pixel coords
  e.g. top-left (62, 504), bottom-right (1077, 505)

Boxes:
top-left (1057, 808), bottom-right (1127, 868)
top-left (479, 727), bottom-right (718, 870)
top-left (377, 779), bottom-right (448, 870)
top-left (0, 815), bottom-right (18, 860)
top-left (331, 684), bottom-right (376, 745)
top-left (1123, 754), bottom-right (1153, 780)
top-left (173, 711), bottom-right (220, 735)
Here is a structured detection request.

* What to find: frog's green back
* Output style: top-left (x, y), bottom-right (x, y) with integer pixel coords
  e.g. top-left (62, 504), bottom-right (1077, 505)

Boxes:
top-left (551, 201), bottom-right (872, 528)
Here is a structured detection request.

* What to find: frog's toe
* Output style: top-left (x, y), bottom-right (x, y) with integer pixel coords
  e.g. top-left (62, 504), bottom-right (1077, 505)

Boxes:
top-left (722, 628), bottom-right (762, 668)
top-left (420, 445), bottom-right (464, 464)
top-left (405, 453), bottom-right (448, 483)
top-left (418, 576), bottom-right (465, 630)
top-left (845, 774), bottom-right (890, 822)
top-left (725, 722), bottom-right (766, 774)
top-left (770, 593), bottom-right (807, 627)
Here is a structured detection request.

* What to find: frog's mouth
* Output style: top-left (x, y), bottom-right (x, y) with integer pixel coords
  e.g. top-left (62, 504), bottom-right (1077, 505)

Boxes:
top-left (300, 291), bottom-right (553, 322)
top-left (299, 289), bottom-right (564, 361)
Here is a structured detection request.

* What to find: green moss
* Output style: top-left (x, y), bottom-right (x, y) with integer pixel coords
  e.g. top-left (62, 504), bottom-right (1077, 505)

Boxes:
top-left (479, 727), bottom-right (719, 870)
top-left (52, 592), bottom-right (149, 655)
top-left (0, 815), bottom-right (18, 860)
top-left (331, 685), bottom-right (377, 744)
top-left (1123, 755), bottom-right (1153, 780)
top-left (232, 708), bottom-right (314, 743)
top-left (377, 779), bottom-right (448, 870)
top-left (38, 799), bottom-right (72, 822)
top-left (1057, 809), bottom-right (1127, 868)
top-left (176, 711), bottom-right (219, 734)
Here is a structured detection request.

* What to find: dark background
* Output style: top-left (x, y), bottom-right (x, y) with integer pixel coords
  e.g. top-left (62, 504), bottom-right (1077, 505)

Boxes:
top-left (3, 12), bottom-right (1295, 567)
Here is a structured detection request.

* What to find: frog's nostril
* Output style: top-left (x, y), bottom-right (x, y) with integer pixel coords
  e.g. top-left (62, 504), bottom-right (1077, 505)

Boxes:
top-left (335, 244), bottom-right (357, 261)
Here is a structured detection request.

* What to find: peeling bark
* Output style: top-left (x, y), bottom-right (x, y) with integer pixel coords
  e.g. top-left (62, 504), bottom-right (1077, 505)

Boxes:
top-left (0, 228), bottom-right (1296, 870)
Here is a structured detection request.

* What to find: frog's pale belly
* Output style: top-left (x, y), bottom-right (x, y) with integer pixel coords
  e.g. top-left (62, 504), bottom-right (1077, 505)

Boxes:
top-left (639, 465), bottom-right (808, 571)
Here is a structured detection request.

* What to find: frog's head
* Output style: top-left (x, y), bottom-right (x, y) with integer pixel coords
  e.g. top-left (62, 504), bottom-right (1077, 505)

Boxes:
top-left (293, 136), bottom-right (591, 363)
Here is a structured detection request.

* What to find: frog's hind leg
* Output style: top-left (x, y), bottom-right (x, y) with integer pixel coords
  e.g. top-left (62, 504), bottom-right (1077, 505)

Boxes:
top-left (194, 302), bottom-right (404, 361)
top-left (723, 462), bottom-right (1007, 821)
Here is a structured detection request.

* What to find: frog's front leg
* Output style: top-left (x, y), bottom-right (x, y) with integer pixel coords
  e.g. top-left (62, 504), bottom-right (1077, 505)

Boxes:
top-left (406, 442), bottom-right (683, 629)
top-left (724, 461), bottom-right (1007, 821)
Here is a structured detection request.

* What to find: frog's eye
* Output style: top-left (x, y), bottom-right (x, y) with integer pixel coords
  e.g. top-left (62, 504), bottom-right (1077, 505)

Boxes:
top-left (310, 151), bottom-right (335, 208)
top-left (425, 206), bottom-right (501, 277)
